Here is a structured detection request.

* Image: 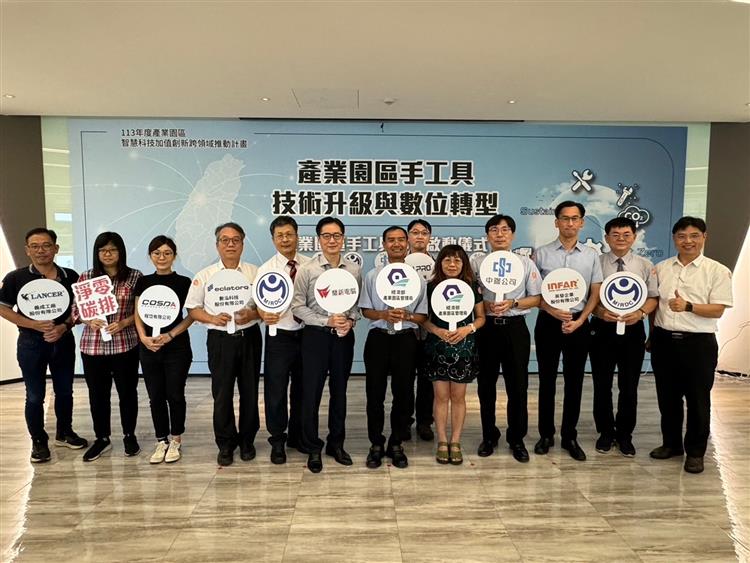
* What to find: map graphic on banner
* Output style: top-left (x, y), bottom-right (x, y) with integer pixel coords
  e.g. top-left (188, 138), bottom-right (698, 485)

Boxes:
top-left (67, 119), bottom-right (686, 371)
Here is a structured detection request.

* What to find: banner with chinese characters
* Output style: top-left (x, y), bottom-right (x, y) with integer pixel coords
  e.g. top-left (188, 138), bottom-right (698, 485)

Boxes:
top-left (68, 119), bottom-right (686, 372)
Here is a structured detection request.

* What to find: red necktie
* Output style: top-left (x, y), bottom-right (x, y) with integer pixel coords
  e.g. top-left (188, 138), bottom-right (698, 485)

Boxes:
top-left (288, 260), bottom-right (297, 281)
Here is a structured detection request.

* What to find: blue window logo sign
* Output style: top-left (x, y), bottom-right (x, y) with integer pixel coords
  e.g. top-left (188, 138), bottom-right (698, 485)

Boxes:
top-left (492, 257), bottom-right (512, 277)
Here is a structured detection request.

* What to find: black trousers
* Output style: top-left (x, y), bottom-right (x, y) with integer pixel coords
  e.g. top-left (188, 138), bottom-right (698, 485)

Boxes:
top-left (589, 318), bottom-right (645, 442)
top-left (17, 330), bottom-right (76, 441)
top-left (82, 348), bottom-right (140, 439)
top-left (206, 325), bottom-right (262, 450)
top-left (299, 326), bottom-right (354, 454)
top-left (477, 316), bottom-right (530, 445)
top-left (651, 327), bottom-right (717, 457)
top-left (364, 329), bottom-right (418, 448)
top-left (263, 327), bottom-right (303, 446)
top-left (139, 335), bottom-right (192, 439)
top-left (534, 310), bottom-right (590, 441)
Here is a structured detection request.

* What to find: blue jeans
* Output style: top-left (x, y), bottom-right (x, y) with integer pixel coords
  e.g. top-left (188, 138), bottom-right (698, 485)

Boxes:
top-left (16, 330), bottom-right (76, 442)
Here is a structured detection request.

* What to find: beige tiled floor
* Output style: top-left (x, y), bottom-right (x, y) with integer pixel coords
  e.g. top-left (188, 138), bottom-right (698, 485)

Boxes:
top-left (1, 374), bottom-right (748, 562)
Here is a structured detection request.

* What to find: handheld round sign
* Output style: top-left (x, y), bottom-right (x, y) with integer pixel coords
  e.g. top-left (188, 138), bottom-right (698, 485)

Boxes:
top-left (253, 270), bottom-right (294, 337)
top-left (17, 279), bottom-right (70, 321)
top-left (600, 272), bottom-right (648, 335)
top-left (205, 269), bottom-right (253, 334)
top-left (343, 252), bottom-right (364, 268)
top-left (375, 263), bottom-right (422, 332)
top-left (405, 252), bottom-right (435, 282)
top-left (138, 285), bottom-right (180, 338)
top-left (373, 251), bottom-right (389, 269)
top-left (430, 278), bottom-right (474, 332)
top-left (314, 268), bottom-right (359, 337)
top-left (478, 251), bottom-right (524, 302)
top-left (541, 268), bottom-right (587, 312)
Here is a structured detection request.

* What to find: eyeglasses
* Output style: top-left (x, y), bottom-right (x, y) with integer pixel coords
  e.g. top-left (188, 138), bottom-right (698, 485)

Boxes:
top-left (675, 233), bottom-right (704, 242)
top-left (319, 233), bottom-right (344, 242)
top-left (151, 250), bottom-right (175, 258)
top-left (98, 247), bottom-right (119, 255)
top-left (488, 227), bottom-right (512, 235)
top-left (274, 233), bottom-right (297, 241)
top-left (217, 237), bottom-right (243, 246)
top-left (558, 216), bottom-right (582, 223)
top-left (409, 230), bottom-right (430, 237)
top-left (442, 256), bottom-right (463, 264)
top-left (27, 243), bottom-right (54, 251)
top-left (608, 233), bottom-right (634, 240)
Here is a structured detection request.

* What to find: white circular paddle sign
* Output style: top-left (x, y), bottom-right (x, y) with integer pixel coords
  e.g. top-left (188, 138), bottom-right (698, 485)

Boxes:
top-left (17, 279), bottom-right (70, 321)
top-left (138, 285), bottom-right (180, 337)
top-left (373, 251), bottom-right (389, 269)
top-left (253, 270), bottom-right (294, 313)
top-left (541, 268), bottom-right (587, 310)
top-left (405, 252), bottom-right (435, 282)
top-left (375, 263), bottom-right (422, 308)
top-left (205, 269), bottom-right (253, 333)
top-left (600, 272), bottom-right (648, 315)
top-left (479, 251), bottom-right (524, 298)
top-left (314, 268), bottom-right (359, 314)
top-left (430, 278), bottom-right (474, 331)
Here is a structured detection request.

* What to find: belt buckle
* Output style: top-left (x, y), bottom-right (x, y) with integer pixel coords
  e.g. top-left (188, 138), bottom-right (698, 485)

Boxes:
top-left (671, 332), bottom-right (684, 340)
top-left (493, 317), bottom-right (507, 326)
top-left (387, 328), bottom-right (396, 335)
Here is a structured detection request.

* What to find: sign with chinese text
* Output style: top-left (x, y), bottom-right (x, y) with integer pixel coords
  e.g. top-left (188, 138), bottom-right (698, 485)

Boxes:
top-left (204, 269), bottom-right (253, 334)
top-left (479, 251), bottom-right (524, 301)
top-left (405, 252), bottom-right (435, 282)
top-left (314, 268), bottom-right (359, 314)
top-left (137, 285), bottom-right (180, 337)
top-left (375, 263), bottom-right (422, 331)
top-left (72, 275), bottom-right (119, 341)
top-left (541, 268), bottom-right (587, 312)
top-left (431, 279), bottom-right (474, 331)
top-left (16, 279), bottom-right (69, 321)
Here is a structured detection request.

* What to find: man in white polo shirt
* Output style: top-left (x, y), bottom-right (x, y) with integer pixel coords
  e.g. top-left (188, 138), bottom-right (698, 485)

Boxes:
top-left (256, 216), bottom-right (310, 465)
top-left (186, 222), bottom-right (260, 467)
top-left (650, 216), bottom-right (733, 474)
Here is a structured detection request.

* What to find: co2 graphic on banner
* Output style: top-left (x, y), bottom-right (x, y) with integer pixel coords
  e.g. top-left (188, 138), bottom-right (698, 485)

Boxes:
top-left (67, 119), bottom-right (686, 371)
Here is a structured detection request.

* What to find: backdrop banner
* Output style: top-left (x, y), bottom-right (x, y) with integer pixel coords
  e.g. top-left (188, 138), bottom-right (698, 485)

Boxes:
top-left (68, 119), bottom-right (687, 372)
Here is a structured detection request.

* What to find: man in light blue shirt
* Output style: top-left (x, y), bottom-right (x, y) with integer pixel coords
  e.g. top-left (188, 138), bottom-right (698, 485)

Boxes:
top-left (360, 226), bottom-right (428, 469)
top-left (532, 201), bottom-right (603, 461)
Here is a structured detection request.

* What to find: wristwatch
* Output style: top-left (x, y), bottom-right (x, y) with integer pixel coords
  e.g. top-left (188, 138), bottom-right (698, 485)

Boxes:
top-left (512, 299), bottom-right (519, 309)
top-left (685, 302), bottom-right (693, 313)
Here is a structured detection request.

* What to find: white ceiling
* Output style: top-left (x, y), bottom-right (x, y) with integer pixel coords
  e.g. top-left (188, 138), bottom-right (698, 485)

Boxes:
top-left (1, 0), bottom-right (749, 122)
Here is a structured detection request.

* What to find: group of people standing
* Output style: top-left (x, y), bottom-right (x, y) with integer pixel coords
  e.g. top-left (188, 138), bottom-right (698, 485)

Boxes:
top-left (0, 200), bottom-right (733, 476)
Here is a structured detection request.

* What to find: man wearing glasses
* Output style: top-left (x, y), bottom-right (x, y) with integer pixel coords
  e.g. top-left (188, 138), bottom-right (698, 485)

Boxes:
top-left (533, 201), bottom-right (603, 461)
top-left (650, 217), bottom-right (733, 474)
top-left (0, 228), bottom-right (88, 463)
top-left (255, 215), bottom-right (310, 464)
top-left (291, 217), bottom-right (361, 473)
top-left (186, 222), bottom-right (260, 466)
top-left (589, 217), bottom-right (658, 457)
top-left (470, 215), bottom-right (541, 462)
top-left (406, 219), bottom-right (436, 441)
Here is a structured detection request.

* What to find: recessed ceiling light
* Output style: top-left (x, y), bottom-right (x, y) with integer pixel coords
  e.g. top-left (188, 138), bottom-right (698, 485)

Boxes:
top-left (508, 99), bottom-right (516, 104)
top-left (260, 97), bottom-right (270, 102)
top-left (3, 94), bottom-right (15, 99)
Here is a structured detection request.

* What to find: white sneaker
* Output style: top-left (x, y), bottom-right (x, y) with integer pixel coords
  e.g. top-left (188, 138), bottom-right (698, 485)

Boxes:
top-left (164, 440), bottom-right (182, 463)
top-left (149, 441), bottom-right (169, 464)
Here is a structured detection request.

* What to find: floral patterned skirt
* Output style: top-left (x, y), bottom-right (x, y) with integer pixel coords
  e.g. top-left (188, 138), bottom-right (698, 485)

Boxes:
top-left (422, 333), bottom-right (479, 383)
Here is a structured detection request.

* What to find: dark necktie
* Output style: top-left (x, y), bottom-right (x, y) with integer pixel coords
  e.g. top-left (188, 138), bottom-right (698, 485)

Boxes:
top-left (288, 260), bottom-right (302, 324)
top-left (616, 258), bottom-right (625, 272)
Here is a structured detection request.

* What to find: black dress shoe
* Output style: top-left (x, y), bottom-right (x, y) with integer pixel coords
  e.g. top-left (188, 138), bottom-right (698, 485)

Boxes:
top-left (386, 444), bottom-right (408, 469)
top-left (534, 436), bottom-right (554, 455)
top-left (325, 445), bottom-right (353, 466)
top-left (217, 448), bottom-right (234, 466)
top-left (684, 456), bottom-right (704, 474)
top-left (270, 443), bottom-right (286, 465)
top-left (416, 424), bottom-right (434, 441)
top-left (561, 439), bottom-right (587, 461)
top-left (477, 439), bottom-right (498, 457)
top-left (595, 434), bottom-right (614, 453)
top-left (510, 442), bottom-right (530, 463)
top-left (649, 445), bottom-right (684, 459)
top-left (240, 443), bottom-right (256, 461)
top-left (366, 445), bottom-right (384, 469)
top-left (307, 452), bottom-right (323, 473)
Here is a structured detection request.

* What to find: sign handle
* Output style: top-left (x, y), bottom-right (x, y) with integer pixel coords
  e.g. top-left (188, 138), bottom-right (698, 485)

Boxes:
top-left (227, 317), bottom-right (236, 334)
top-left (269, 325), bottom-right (277, 337)
top-left (560, 308), bottom-right (570, 333)
top-left (449, 321), bottom-right (457, 331)
top-left (393, 321), bottom-right (403, 332)
top-left (152, 326), bottom-right (160, 338)
top-left (616, 320), bottom-right (626, 335)
top-left (99, 317), bottom-right (112, 342)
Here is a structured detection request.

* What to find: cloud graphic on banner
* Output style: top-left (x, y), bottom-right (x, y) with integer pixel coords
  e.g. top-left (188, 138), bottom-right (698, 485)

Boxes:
top-left (174, 155), bottom-right (245, 274)
top-left (618, 205), bottom-right (651, 228)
